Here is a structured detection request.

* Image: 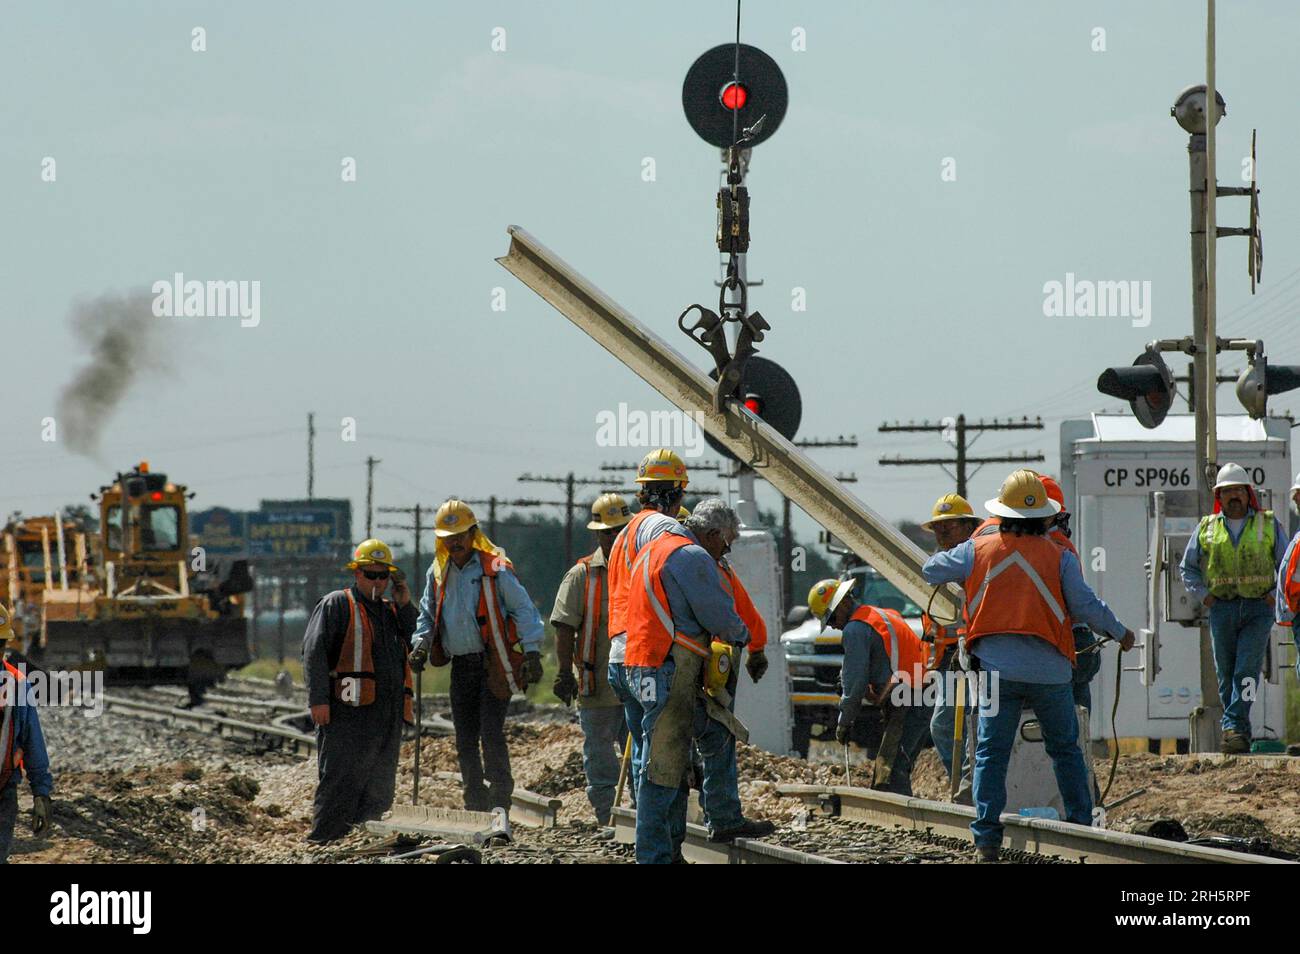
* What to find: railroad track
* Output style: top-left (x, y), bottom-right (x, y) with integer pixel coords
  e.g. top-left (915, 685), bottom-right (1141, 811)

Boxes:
top-left (777, 783), bottom-right (1296, 865)
top-left (609, 806), bottom-right (841, 864)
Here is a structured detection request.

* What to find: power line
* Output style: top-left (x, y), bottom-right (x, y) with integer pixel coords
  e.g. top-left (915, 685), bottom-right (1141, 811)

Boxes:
top-left (879, 415), bottom-right (1045, 497)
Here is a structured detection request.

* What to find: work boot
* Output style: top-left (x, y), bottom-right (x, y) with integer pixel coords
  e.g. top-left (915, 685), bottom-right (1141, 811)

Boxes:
top-left (1220, 730), bottom-right (1250, 755)
top-left (974, 844), bottom-right (999, 864)
top-left (708, 818), bottom-right (776, 843)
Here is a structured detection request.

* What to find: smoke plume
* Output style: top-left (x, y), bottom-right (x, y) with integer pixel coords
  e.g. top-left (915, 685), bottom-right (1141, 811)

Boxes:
top-left (56, 290), bottom-right (168, 459)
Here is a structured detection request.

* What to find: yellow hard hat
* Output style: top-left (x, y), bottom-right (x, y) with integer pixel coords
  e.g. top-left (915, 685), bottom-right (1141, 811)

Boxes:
top-left (347, 538), bottom-right (398, 571)
top-left (808, 577), bottom-right (856, 632)
top-left (0, 603), bottom-right (12, 643)
top-left (587, 492), bottom-right (633, 530)
top-left (985, 470), bottom-right (1061, 519)
top-left (434, 499), bottom-right (478, 538)
top-left (676, 506), bottom-right (691, 521)
top-left (922, 493), bottom-right (978, 530)
top-left (635, 448), bottom-right (689, 488)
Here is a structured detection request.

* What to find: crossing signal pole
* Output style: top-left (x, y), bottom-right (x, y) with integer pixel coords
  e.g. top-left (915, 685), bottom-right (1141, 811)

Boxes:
top-left (878, 416), bottom-right (1045, 498)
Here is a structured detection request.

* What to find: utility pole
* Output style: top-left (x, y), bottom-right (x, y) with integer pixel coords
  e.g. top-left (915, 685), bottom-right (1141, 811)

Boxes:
top-left (377, 504), bottom-right (427, 588)
top-left (365, 456), bottom-right (380, 538)
top-left (517, 473), bottom-right (616, 566)
top-left (307, 412), bottom-right (316, 500)
top-left (879, 416), bottom-right (1045, 498)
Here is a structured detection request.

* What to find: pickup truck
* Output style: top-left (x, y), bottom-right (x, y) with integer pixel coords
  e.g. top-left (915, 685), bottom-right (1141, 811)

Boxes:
top-left (780, 564), bottom-right (926, 758)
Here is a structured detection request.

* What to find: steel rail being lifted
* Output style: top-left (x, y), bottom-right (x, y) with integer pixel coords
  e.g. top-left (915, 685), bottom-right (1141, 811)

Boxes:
top-left (496, 225), bottom-right (962, 619)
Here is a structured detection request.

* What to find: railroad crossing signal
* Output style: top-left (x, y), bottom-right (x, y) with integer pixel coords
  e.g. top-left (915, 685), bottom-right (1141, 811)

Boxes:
top-left (682, 43), bottom-right (787, 149)
top-left (1097, 346), bottom-right (1176, 429)
top-left (1235, 345), bottom-right (1300, 419)
top-left (704, 355), bottom-right (801, 462)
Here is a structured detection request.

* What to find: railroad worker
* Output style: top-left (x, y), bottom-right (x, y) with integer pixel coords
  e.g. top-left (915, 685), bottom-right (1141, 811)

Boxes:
top-left (810, 578), bottom-right (931, 796)
top-left (604, 449), bottom-right (691, 805)
top-left (0, 604), bottom-right (52, 863)
top-left (920, 493), bottom-right (981, 802)
top-left (1036, 476), bottom-right (1103, 715)
top-left (624, 497), bottom-right (753, 864)
top-left (1274, 472), bottom-right (1300, 679)
top-left (410, 499), bottom-right (545, 813)
top-left (1180, 463), bottom-right (1287, 754)
top-left (302, 539), bottom-right (416, 843)
top-left (550, 492), bottom-right (632, 825)
top-left (683, 500), bottom-right (775, 845)
top-left (923, 470), bottom-right (1134, 863)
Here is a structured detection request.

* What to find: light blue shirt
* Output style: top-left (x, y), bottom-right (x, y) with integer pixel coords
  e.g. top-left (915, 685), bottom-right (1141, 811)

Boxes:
top-left (414, 556), bottom-right (545, 656)
top-left (1276, 530), bottom-right (1300, 626)
top-left (1179, 508), bottom-right (1287, 603)
top-left (922, 535), bottom-right (1127, 684)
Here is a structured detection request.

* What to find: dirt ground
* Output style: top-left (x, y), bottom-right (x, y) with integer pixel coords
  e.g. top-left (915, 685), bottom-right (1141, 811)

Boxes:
top-left (12, 706), bottom-right (1300, 862)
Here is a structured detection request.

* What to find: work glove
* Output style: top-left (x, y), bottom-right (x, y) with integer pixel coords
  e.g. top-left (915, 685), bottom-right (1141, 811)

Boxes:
top-left (745, 650), bottom-right (768, 684)
top-left (522, 651), bottom-right (544, 687)
top-left (553, 668), bottom-right (578, 705)
top-left (834, 723), bottom-right (851, 745)
top-left (408, 646), bottom-right (428, 671)
top-left (32, 794), bottom-right (51, 837)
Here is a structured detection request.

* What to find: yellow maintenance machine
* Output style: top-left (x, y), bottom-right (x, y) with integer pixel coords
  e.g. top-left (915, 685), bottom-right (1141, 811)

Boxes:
top-left (40, 462), bottom-right (253, 698)
top-left (0, 513), bottom-right (91, 662)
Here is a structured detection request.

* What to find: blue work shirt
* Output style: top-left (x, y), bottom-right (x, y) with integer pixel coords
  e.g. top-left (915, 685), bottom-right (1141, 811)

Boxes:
top-left (1276, 530), bottom-right (1300, 626)
top-left (922, 536), bottom-right (1126, 684)
top-left (838, 608), bottom-right (893, 726)
top-left (657, 525), bottom-right (748, 646)
top-left (1180, 508), bottom-right (1287, 603)
top-left (414, 555), bottom-right (545, 656)
top-left (1, 672), bottom-right (53, 797)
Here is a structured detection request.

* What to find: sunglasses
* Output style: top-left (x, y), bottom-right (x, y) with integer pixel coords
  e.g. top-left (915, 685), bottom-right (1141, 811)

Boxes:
top-left (361, 569), bottom-right (390, 581)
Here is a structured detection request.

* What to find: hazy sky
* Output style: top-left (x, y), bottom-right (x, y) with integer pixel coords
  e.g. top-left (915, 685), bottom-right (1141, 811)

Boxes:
top-left (3, 0), bottom-right (1298, 555)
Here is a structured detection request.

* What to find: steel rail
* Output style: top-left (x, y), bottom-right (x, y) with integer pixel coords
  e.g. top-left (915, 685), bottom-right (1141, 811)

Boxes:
top-left (610, 807), bottom-right (842, 864)
top-left (497, 225), bottom-right (961, 618)
top-left (777, 783), bottom-right (1294, 864)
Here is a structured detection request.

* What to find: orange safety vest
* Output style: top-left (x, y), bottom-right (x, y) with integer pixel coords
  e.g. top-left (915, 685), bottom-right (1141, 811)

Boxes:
top-left (430, 549), bottom-right (527, 701)
top-left (625, 532), bottom-right (709, 668)
top-left (965, 531), bottom-right (1074, 662)
top-left (606, 509), bottom-right (661, 640)
top-left (718, 560), bottom-right (766, 652)
top-left (1, 660), bottom-right (27, 790)
top-left (922, 611), bottom-right (964, 670)
top-left (850, 605), bottom-right (927, 686)
top-left (333, 590), bottom-right (415, 724)
top-left (575, 553), bottom-right (605, 696)
top-left (1281, 536), bottom-right (1300, 621)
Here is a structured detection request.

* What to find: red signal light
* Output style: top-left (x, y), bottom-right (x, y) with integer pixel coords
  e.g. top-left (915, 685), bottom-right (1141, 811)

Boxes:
top-left (720, 82), bottom-right (748, 110)
top-left (743, 396), bottom-right (764, 415)
top-left (150, 491), bottom-right (163, 502)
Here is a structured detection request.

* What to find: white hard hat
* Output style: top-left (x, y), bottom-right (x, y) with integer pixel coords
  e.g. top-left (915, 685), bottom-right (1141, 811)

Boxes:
top-left (1213, 463), bottom-right (1252, 491)
top-left (1290, 472), bottom-right (1300, 493)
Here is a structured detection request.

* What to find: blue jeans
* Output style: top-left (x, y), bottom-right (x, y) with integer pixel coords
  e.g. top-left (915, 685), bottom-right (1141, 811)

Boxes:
top-left (971, 678), bottom-right (1090, 848)
top-left (578, 705), bottom-right (625, 825)
top-left (694, 695), bottom-right (743, 834)
top-left (1208, 597), bottom-right (1273, 735)
top-left (881, 697), bottom-right (933, 796)
top-left (607, 662), bottom-right (643, 802)
top-left (629, 657), bottom-right (688, 864)
top-left (929, 650), bottom-right (968, 785)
